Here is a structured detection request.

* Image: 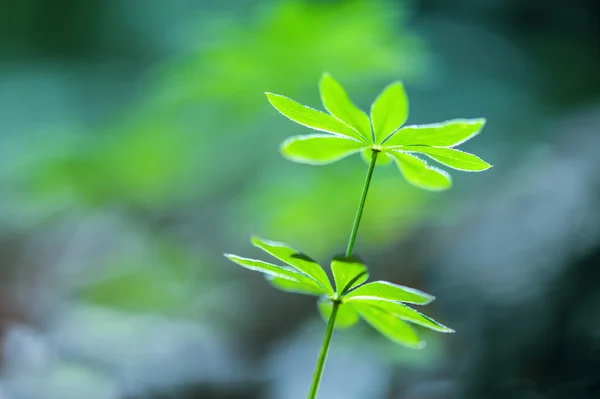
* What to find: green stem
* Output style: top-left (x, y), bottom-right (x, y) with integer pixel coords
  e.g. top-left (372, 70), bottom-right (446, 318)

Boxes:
top-left (308, 301), bottom-right (339, 399)
top-left (345, 150), bottom-right (379, 257)
top-left (307, 150), bottom-right (379, 398)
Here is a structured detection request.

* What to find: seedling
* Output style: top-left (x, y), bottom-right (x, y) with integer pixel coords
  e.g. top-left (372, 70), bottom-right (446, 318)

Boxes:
top-left (225, 74), bottom-right (490, 398)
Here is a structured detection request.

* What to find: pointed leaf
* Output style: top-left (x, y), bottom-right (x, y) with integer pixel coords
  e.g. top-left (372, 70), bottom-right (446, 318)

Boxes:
top-left (398, 146), bottom-right (491, 171)
top-left (320, 73), bottom-right (371, 141)
top-left (389, 152), bottom-right (452, 191)
top-left (370, 82), bottom-right (409, 144)
top-left (281, 134), bottom-right (366, 165)
top-left (266, 274), bottom-right (328, 296)
top-left (224, 254), bottom-right (302, 281)
top-left (384, 119), bottom-right (486, 148)
top-left (266, 93), bottom-right (366, 142)
top-left (352, 298), bottom-right (454, 333)
top-left (360, 149), bottom-right (392, 166)
top-left (330, 255), bottom-right (368, 296)
top-left (318, 298), bottom-right (360, 329)
top-left (344, 280), bottom-right (434, 305)
top-left (354, 303), bottom-right (423, 348)
top-left (251, 237), bottom-right (334, 295)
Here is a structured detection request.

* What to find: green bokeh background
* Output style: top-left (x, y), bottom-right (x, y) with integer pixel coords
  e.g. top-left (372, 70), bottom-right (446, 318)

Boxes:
top-left (1, 0), bottom-right (599, 398)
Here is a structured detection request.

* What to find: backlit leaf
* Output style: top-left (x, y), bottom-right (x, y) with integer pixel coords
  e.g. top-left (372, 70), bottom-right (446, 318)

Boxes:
top-left (398, 146), bottom-right (491, 171)
top-left (389, 152), bottom-right (452, 191)
top-left (370, 82), bottom-right (409, 144)
top-left (318, 298), bottom-right (360, 329)
top-left (384, 118), bottom-right (486, 148)
top-left (330, 255), bottom-right (368, 296)
top-left (351, 298), bottom-right (454, 333)
top-left (320, 73), bottom-right (371, 141)
top-left (251, 237), bottom-right (334, 295)
top-left (344, 280), bottom-right (434, 305)
top-left (354, 303), bottom-right (423, 348)
top-left (281, 134), bottom-right (366, 165)
top-left (266, 93), bottom-right (366, 141)
top-left (224, 254), bottom-right (303, 281)
top-left (266, 274), bottom-right (328, 296)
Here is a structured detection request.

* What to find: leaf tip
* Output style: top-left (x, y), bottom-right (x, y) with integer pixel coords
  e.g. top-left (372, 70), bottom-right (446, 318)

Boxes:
top-left (250, 236), bottom-right (265, 246)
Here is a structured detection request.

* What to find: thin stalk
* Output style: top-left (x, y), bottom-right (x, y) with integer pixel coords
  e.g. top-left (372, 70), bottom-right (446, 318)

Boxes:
top-left (345, 150), bottom-right (379, 257)
top-left (308, 301), bottom-right (340, 399)
top-left (307, 150), bottom-right (379, 398)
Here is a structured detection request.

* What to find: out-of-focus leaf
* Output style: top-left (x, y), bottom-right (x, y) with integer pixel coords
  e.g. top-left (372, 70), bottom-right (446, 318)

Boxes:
top-left (353, 303), bottom-right (423, 348)
top-left (162, 0), bottom-right (431, 111)
top-left (397, 146), bottom-right (491, 171)
top-left (331, 256), bottom-right (368, 296)
top-left (360, 149), bottom-right (393, 166)
top-left (266, 93), bottom-right (366, 141)
top-left (389, 152), bottom-right (452, 191)
top-left (351, 299), bottom-right (454, 333)
top-left (371, 82), bottom-right (408, 144)
top-left (319, 73), bottom-right (371, 140)
top-left (224, 254), bottom-right (304, 281)
top-left (318, 298), bottom-right (360, 329)
top-left (344, 281), bottom-right (434, 305)
top-left (251, 237), bottom-right (334, 295)
top-left (79, 243), bottom-right (202, 315)
top-left (384, 119), bottom-right (486, 148)
top-left (281, 135), bottom-right (366, 165)
top-left (266, 273), bottom-right (328, 296)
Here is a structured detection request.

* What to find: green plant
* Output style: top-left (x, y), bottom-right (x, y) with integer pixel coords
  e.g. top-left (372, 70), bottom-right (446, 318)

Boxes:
top-left (225, 74), bottom-right (490, 398)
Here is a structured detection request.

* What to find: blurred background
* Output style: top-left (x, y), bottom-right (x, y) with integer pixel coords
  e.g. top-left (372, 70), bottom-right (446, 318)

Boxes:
top-left (1, 0), bottom-right (600, 398)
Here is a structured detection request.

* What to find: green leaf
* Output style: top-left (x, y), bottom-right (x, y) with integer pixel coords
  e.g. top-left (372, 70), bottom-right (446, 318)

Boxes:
top-left (266, 274), bottom-right (328, 296)
top-left (398, 146), bottom-right (491, 171)
top-left (389, 152), bottom-right (452, 191)
top-left (352, 298), bottom-right (454, 333)
top-left (360, 149), bottom-right (392, 166)
top-left (330, 255), bottom-right (369, 296)
top-left (319, 73), bottom-right (371, 141)
top-left (344, 280), bottom-right (434, 305)
top-left (281, 134), bottom-right (366, 165)
top-left (370, 82), bottom-right (409, 144)
top-left (353, 303), bottom-right (423, 348)
top-left (384, 118), bottom-right (486, 148)
top-left (251, 237), bottom-right (334, 295)
top-left (224, 254), bottom-right (304, 281)
top-left (266, 93), bottom-right (366, 142)
top-left (318, 298), bottom-right (360, 329)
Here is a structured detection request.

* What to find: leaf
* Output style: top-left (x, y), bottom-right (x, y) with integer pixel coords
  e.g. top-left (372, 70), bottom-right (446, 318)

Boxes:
top-left (266, 274), bottom-right (328, 296)
top-left (352, 298), bottom-right (454, 333)
top-left (353, 303), bottom-right (423, 348)
top-left (318, 298), bottom-right (360, 329)
top-left (344, 280), bottom-right (434, 305)
top-left (384, 118), bottom-right (486, 148)
top-left (370, 82), bottom-right (409, 144)
top-left (266, 93), bottom-right (367, 142)
top-left (360, 149), bottom-right (393, 166)
top-left (398, 146), bottom-right (491, 171)
top-left (389, 152), bottom-right (452, 191)
top-left (330, 255), bottom-right (368, 296)
top-left (281, 134), bottom-right (366, 165)
top-left (251, 237), bottom-right (334, 295)
top-left (319, 73), bottom-right (371, 141)
top-left (224, 254), bottom-right (304, 281)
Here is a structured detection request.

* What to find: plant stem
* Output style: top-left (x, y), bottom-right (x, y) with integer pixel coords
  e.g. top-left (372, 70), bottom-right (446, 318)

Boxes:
top-left (308, 301), bottom-right (339, 399)
top-left (307, 150), bottom-right (379, 398)
top-left (345, 150), bottom-right (379, 257)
